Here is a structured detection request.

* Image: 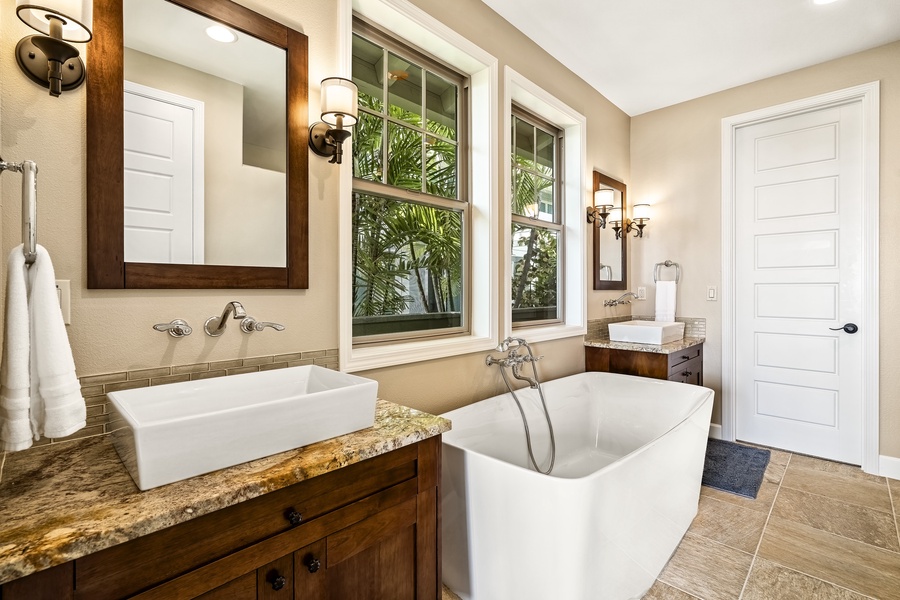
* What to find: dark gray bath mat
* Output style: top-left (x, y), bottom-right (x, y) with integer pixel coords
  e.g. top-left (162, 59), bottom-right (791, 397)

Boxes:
top-left (701, 439), bottom-right (770, 499)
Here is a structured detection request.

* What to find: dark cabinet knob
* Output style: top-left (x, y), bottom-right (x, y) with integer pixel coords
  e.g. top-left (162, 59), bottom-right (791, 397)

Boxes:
top-left (681, 355), bottom-right (690, 360)
top-left (271, 574), bottom-right (286, 591)
top-left (305, 556), bottom-right (321, 573)
top-left (682, 371), bottom-right (692, 378)
top-left (286, 508), bottom-right (302, 526)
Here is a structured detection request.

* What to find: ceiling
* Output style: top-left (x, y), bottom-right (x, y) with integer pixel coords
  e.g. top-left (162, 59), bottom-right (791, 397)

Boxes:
top-left (479, 0), bottom-right (900, 116)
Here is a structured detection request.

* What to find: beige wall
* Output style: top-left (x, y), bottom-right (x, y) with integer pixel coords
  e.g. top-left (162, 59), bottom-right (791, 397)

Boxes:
top-left (630, 41), bottom-right (900, 458)
top-left (0, 0), bottom-right (631, 420)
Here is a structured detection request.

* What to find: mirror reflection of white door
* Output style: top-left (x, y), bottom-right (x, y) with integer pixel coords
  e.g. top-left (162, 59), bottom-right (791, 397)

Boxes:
top-left (734, 101), bottom-right (865, 464)
top-left (123, 80), bottom-right (204, 264)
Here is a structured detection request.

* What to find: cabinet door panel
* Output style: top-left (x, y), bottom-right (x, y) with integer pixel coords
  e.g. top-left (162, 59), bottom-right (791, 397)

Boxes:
top-left (258, 554), bottom-right (293, 600)
top-left (328, 525), bottom-right (415, 600)
top-left (294, 539), bottom-right (327, 600)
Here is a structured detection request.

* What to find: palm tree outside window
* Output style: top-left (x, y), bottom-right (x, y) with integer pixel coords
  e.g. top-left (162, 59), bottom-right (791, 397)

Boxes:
top-left (350, 24), bottom-right (468, 342)
top-left (511, 109), bottom-right (563, 325)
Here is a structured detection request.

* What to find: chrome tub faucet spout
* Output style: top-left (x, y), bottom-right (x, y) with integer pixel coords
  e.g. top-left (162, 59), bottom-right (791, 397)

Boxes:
top-left (204, 301), bottom-right (247, 336)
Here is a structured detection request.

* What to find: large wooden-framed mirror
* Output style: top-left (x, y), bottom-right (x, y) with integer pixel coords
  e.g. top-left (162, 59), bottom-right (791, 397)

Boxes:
top-left (592, 171), bottom-right (627, 290)
top-left (87, 0), bottom-right (309, 289)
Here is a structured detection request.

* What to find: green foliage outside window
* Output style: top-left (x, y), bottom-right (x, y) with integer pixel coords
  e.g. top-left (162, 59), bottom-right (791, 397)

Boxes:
top-left (351, 32), bottom-right (462, 337)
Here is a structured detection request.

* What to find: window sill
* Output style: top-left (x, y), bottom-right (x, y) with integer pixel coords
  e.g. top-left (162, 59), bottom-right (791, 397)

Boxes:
top-left (342, 332), bottom-right (497, 372)
top-left (511, 323), bottom-right (587, 345)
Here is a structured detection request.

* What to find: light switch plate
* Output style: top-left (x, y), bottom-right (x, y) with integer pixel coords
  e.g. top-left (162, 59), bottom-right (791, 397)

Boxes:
top-left (707, 285), bottom-right (717, 301)
top-left (56, 280), bottom-right (71, 324)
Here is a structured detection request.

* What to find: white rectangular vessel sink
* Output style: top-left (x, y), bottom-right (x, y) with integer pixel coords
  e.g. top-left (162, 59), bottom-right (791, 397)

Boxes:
top-left (608, 320), bottom-right (685, 345)
top-left (108, 365), bottom-right (378, 490)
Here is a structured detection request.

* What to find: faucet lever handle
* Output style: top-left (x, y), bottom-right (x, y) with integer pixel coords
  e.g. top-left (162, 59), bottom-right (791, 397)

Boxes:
top-left (153, 319), bottom-right (192, 338)
top-left (240, 317), bottom-right (286, 333)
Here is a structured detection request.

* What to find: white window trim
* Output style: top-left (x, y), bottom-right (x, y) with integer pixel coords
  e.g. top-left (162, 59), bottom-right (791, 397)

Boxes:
top-left (503, 66), bottom-right (587, 343)
top-left (339, 0), bottom-right (499, 372)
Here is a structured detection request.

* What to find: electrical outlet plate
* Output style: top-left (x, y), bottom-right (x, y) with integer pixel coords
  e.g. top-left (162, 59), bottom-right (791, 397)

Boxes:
top-left (637, 286), bottom-right (646, 300)
top-left (56, 280), bottom-right (71, 324)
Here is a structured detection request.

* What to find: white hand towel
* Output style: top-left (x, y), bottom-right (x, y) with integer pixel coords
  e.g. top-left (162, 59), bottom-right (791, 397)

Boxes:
top-left (655, 280), bottom-right (677, 322)
top-left (28, 245), bottom-right (85, 440)
top-left (0, 246), bottom-right (33, 451)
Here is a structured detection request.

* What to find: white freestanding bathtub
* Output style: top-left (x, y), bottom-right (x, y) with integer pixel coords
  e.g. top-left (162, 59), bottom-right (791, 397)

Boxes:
top-left (441, 371), bottom-right (714, 600)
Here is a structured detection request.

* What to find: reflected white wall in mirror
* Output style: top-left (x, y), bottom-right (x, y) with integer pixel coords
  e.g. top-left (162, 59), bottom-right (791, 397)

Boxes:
top-left (592, 171), bottom-right (627, 290)
top-left (123, 0), bottom-right (286, 267)
top-left (597, 185), bottom-right (622, 281)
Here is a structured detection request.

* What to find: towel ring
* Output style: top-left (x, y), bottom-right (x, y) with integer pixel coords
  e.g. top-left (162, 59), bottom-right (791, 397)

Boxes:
top-left (653, 260), bottom-right (681, 283)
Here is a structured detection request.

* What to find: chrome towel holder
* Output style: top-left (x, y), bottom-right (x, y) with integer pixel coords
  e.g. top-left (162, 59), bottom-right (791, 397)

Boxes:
top-left (654, 260), bottom-right (681, 283)
top-left (0, 157), bottom-right (38, 266)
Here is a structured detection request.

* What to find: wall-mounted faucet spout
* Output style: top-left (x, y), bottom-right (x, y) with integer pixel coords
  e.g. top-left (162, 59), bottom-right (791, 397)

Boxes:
top-left (604, 291), bottom-right (639, 307)
top-left (204, 301), bottom-right (247, 337)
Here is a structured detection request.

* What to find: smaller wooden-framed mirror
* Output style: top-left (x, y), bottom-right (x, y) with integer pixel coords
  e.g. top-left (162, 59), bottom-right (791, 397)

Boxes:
top-left (591, 171), bottom-right (627, 290)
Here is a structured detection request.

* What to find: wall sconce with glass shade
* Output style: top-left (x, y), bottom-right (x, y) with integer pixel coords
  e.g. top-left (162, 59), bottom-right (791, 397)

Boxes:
top-left (612, 203), bottom-right (651, 239)
top-left (308, 77), bottom-right (359, 165)
top-left (587, 188), bottom-right (615, 228)
top-left (15, 0), bottom-right (92, 97)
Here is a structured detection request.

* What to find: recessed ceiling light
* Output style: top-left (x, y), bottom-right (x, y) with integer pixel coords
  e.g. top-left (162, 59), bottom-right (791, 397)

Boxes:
top-left (812, 0), bottom-right (840, 5)
top-left (206, 25), bottom-right (237, 43)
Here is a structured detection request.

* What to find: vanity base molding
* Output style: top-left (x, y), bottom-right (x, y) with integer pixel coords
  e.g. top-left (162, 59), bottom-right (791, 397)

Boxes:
top-left (0, 437), bottom-right (441, 600)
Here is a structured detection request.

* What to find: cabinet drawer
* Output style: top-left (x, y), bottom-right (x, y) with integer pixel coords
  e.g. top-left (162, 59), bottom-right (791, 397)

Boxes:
top-left (667, 345), bottom-right (702, 372)
top-left (75, 444), bottom-right (419, 600)
top-left (668, 356), bottom-right (702, 385)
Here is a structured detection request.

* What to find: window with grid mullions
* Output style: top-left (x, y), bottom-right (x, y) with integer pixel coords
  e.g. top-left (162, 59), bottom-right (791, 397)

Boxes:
top-left (350, 26), bottom-right (468, 342)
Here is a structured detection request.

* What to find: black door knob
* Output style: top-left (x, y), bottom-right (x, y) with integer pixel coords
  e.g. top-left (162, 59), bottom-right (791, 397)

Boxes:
top-left (271, 574), bottom-right (286, 591)
top-left (829, 323), bottom-right (859, 334)
top-left (286, 508), bottom-right (302, 526)
top-left (305, 556), bottom-right (321, 573)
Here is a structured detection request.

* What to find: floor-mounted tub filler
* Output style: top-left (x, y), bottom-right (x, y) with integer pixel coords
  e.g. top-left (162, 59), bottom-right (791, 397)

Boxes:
top-left (442, 370), bottom-right (714, 600)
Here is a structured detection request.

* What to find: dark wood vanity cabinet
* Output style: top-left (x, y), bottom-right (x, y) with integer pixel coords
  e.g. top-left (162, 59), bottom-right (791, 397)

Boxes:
top-left (586, 343), bottom-right (703, 386)
top-left (0, 437), bottom-right (441, 600)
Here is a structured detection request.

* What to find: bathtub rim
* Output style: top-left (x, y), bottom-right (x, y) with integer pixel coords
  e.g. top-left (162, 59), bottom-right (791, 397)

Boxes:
top-left (441, 372), bottom-right (715, 483)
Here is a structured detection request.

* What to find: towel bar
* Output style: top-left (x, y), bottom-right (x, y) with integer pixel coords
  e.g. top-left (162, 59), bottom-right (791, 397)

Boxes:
top-left (0, 157), bottom-right (38, 266)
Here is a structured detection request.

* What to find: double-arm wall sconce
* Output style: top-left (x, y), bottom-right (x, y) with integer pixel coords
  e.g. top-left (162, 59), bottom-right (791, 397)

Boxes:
top-left (587, 187), bottom-right (651, 239)
top-left (610, 203), bottom-right (651, 239)
top-left (309, 77), bottom-right (359, 165)
top-left (15, 0), bottom-right (92, 97)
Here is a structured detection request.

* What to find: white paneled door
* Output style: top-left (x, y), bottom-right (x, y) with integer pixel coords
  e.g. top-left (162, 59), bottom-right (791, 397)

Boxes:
top-left (734, 101), bottom-right (865, 464)
top-left (123, 81), bottom-right (204, 264)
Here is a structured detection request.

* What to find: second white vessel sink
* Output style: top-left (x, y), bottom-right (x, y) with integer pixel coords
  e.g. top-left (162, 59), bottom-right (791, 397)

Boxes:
top-left (608, 320), bottom-right (685, 345)
top-left (108, 365), bottom-right (378, 490)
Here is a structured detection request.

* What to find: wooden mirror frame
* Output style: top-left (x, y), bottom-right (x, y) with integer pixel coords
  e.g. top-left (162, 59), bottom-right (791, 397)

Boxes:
top-left (592, 171), bottom-right (627, 291)
top-left (87, 0), bottom-right (309, 289)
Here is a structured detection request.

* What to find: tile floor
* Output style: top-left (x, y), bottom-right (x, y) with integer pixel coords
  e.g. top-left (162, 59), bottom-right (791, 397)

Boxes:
top-left (441, 447), bottom-right (900, 600)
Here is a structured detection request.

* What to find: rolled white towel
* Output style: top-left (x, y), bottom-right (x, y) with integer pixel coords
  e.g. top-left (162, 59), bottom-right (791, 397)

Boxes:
top-left (0, 246), bottom-right (34, 451)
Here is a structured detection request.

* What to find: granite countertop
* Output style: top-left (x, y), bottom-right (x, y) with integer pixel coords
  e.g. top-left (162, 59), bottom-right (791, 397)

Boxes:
top-left (0, 399), bottom-right (450, 585)
top-left (584, 336), bottom-right (705, 354)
